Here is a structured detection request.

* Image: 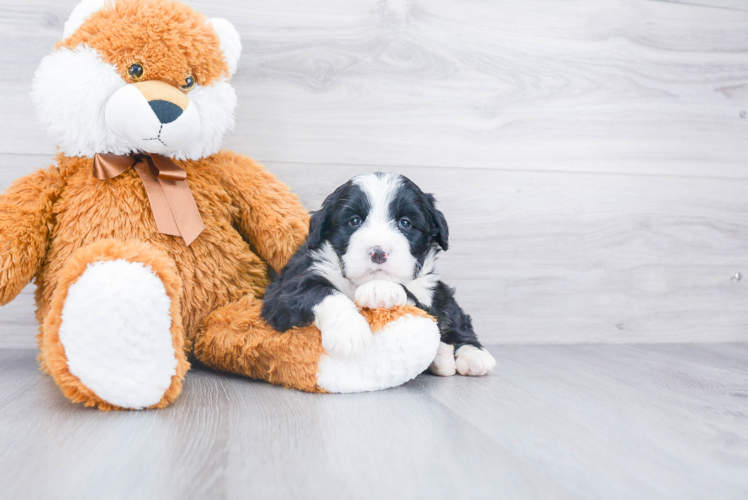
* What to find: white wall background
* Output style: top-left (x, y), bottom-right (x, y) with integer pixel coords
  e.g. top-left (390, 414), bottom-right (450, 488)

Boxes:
top-left (1, 0), bottom-right (748, 347)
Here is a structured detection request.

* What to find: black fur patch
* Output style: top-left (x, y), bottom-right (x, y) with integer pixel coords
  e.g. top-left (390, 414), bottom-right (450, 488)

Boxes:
top-left (261, 173), bottom-right (484, 356)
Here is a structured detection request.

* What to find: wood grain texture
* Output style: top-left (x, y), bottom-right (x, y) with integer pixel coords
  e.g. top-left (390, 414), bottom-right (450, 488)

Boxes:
top-left (2, 0), bottom-right (748, 347)
top-left (0, 0), bottom-right (747, 177)
top-left (0, 344), bottom-right (746, 499)
top-left (3, 154), bottom-right (748, 347)
top-left (262, 162), bottom-right (748, 346)
top-left (656, 0), bottom-right (748, 12)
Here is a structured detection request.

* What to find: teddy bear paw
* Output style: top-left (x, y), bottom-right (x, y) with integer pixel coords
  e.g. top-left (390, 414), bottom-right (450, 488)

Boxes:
top-left (316, 310), bottom-right (441, 393)
top-left (56, 259), bottom-right (180, 409)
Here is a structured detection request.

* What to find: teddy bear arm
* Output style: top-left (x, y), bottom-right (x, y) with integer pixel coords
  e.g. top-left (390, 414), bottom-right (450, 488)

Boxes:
top-left (218, 152), bottom-right (310, 273)
top-left (0, 167), bottom-right (64, 305)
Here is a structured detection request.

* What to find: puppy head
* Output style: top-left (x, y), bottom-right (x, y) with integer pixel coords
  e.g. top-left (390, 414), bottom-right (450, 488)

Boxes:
top-left (309, 172), bottom-right (449, 286)
top-left (32, 0), bottom-right (241, 160)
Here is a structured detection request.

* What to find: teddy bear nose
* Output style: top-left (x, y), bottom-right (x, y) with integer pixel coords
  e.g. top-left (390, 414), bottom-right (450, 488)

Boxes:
top-left (149, 99), bottom-right (183, 124)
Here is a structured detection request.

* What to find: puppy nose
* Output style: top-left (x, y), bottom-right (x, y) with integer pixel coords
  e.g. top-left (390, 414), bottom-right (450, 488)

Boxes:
top-left (370, 246), bottom-right (387, 264)
top-left (149, 100), bottom-right (183, 124)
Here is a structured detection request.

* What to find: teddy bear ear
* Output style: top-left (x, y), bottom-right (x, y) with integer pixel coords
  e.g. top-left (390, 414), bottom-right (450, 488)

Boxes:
top-left (208, 18), bottom-right (242, 77)
top-left (63, 0), bottom-right (111, 39)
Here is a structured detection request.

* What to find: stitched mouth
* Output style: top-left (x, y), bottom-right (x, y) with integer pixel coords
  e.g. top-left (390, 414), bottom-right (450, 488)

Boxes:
top-left (143, 124), bottom-right (167, 147)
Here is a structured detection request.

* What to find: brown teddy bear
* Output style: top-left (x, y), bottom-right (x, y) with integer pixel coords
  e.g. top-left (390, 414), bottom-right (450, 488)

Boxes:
top-left (0, 0), bottom-right (440, 410)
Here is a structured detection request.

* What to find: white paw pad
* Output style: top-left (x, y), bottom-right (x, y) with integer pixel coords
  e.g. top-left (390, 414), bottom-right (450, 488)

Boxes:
top-left (429, 342), bottom-right (456, 377)
top-left (354, 280), bottom-right (408, 309)
top-left (455, 345), bottom-right (496, 376)
top-left (58, 259), bottom-right (177, 409)
top-left (314, 294), bottom-right (373, 357)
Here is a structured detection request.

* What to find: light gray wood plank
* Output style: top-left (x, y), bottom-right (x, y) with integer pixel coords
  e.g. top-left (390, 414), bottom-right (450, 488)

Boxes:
top-left (0, 286), bottom-right (38, 349)
top-left (0, 344), bottom-right (746, 499)
top-left (413, 343), bottom-right (748, 500)
top-left (631, 341), bottom-right (748, 373)
top-left (0, 154), bottom-right (49, 349)
top-left (0, 0), bottom-right (747, 177)
top-left (654, 0), bottom-right (748, 12)
top-left (0, 153), bottom-right (54, 193)
top-left (3, 155), bottom-right (748, 347)
top-left (0, 349), bottom-right (572, 500)
top-left (267, 162), bottom-right (748, 345)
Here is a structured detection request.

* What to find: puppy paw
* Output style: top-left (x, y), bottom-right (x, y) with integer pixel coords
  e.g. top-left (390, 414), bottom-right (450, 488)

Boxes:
top-left (314, 294), bottom-right (373, 357)
top-left (455, 345), bottom-right (496, 376)
top-left (355, 280), bottom-right (408, 309)
top-left (429, 342), bottom-right (456, 376)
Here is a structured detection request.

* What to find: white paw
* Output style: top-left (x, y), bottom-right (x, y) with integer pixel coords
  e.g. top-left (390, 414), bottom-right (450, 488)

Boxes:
top-left (314, 294), bottom-right (373, 357)
top-left (354, 280), bottom-right (408, 309)
top-left (455, 345), bottom-right (496, 376)
top-left (429, 342), bottom-right (456, 377)
top-left (58, 259), bottom-right (177, 409)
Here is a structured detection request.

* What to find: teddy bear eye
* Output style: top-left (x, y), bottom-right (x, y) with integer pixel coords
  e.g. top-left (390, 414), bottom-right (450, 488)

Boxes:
top-left (181, 75), bottom-right (195, 90)
top-left (128, 63), bottom-right (144, 80)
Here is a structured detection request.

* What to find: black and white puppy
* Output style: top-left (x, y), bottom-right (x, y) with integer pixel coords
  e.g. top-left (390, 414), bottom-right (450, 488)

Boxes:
top-left (261, 172), bottom-right (496, 376)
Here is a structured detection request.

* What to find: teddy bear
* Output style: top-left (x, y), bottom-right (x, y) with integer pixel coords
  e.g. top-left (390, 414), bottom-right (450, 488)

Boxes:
top-left (0, 0), bottom-right (440, 410)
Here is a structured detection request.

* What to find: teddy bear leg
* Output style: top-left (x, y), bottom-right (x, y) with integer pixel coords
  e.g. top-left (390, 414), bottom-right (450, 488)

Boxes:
top-left (40, 239), bottom-right (189, 410)
top-left (194, 294), bottom-right (327, 392)
top-left (315, 307), bottom-right (441, 393)
top-left (195, 295), bottom-right (441, 394)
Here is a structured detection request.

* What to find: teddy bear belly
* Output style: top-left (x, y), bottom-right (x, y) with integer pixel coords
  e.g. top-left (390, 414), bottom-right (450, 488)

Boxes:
top-left (34, 182), bottom-right (269, 350)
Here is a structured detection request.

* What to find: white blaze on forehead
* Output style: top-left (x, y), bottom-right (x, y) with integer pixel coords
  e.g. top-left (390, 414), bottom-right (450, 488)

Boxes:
top-left (344, 172), bottom-right (415, 285)
top-left (352, 173), bottom-right (402, 226)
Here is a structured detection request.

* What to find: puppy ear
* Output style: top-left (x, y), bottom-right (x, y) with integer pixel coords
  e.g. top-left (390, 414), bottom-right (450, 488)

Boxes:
top-left (307, 181), bottom-right (350, 250)
top-left (208, 18), bottom-right (242, 77)
top-left (424, 193), bottom-right (449, 251)
top-left (306, 209), bottom-right (328, 251)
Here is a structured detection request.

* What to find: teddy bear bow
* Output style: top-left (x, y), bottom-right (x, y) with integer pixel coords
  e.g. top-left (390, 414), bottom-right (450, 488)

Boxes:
top-left (92, 153), bottom-right (205, 245)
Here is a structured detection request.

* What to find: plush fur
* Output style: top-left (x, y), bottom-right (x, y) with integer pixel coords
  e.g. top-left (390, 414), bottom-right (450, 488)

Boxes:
top-left (59, 258), bottom-right (178, 409)
top-left (262, 172), bottom-right (496, 376)
top-left (2, 0), bottom-right (311, 409)
top-left (196, 296), bottom-right (439, 394)
top-left (2, 0), bottom-right (441, 409)
top-left (42, 239), bottom-right (188, 410)
top-left (33, 0), bottom-right (238, 160)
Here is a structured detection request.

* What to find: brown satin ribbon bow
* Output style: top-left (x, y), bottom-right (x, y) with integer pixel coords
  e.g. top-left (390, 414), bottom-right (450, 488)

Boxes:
top-left (92, 153), bottom-right (205, 246)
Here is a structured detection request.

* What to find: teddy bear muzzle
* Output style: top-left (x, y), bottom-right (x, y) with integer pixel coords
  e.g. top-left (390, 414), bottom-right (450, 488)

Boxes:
top-left (105, 80), bottom-right (201, 155)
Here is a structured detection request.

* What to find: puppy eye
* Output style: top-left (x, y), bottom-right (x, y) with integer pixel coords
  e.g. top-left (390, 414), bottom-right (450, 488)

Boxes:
top-left (128, 63), bottom-right (144, 80)
top-left (398, 218), bottom-right (411, 230)
top-left (349, 216), bottom-right (362, 227)
top-left (181, 75), bottom-right (195, 91)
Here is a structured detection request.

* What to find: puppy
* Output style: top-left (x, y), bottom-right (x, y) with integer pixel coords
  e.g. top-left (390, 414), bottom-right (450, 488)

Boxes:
top-left (261, 172), bottom-right (496, 376)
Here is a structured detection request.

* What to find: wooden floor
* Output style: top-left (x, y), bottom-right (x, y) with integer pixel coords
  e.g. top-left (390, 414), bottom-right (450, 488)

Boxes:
top-left (1, 344), bottom-right (746, 499)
